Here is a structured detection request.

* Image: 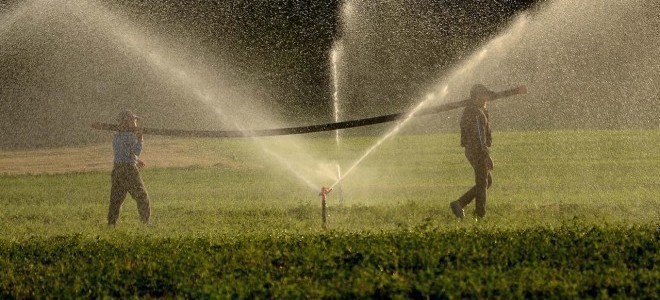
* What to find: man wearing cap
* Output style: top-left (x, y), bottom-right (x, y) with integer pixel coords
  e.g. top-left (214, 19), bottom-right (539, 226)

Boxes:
top-left (450, 84), bottom-right (526, 219)
top-left (108, 109), bottom-right (150, 226)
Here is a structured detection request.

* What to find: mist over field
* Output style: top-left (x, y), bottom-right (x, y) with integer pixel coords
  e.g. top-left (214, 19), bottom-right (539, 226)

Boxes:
top-left (6, 0), bottom-right (657, 149)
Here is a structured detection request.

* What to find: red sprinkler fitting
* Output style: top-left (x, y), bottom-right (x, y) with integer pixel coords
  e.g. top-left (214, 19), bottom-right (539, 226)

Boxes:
top-left (319, 186), bottom-right (332, 229)
top-left (319, 186), bottom-right (333, 201)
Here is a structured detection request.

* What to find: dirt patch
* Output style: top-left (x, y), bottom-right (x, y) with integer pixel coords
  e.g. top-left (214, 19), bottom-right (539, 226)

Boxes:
top-left (0, 139), bottom-right (243, 175)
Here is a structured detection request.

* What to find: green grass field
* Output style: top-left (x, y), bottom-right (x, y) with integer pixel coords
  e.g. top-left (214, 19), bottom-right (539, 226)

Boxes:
top-left (0, 129), bottom-right (658, 297)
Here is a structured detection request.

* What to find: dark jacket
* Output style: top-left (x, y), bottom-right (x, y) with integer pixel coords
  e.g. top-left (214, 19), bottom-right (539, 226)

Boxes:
top-left (460, 105), bottom-right (491, 157)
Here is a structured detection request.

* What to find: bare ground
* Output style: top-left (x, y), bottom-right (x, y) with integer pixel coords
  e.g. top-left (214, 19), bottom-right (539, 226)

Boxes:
top-left (0, 138), bottom-right (242, 175)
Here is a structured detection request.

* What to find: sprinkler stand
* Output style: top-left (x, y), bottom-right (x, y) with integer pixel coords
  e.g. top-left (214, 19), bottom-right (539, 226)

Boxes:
top-left (319, 186), bottom-right (333, 229)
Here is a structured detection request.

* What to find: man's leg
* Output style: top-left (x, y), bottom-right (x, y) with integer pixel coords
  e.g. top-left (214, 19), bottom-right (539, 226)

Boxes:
top-left (451, 186), bottom-right (474, 218)
top-left (456, 150), bottom-right (487, 208)
top-left (132, 187), bottom-right (150, 224)
top-left (127, 169), bottom-right (151, 224)
top-left (108, 169), bottom-right (127, 225)
top-left (474, 166), bottom-right (490, 218)
top-left (455, 186), bottom-right (476, 208)
top-left (451, 150), bottom-right (482, 218)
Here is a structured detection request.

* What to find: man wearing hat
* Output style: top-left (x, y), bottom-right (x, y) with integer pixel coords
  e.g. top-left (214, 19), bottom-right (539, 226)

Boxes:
top-left (108, 109), bottom-right (150, 226)
top-left (450, 84), bottom-right (526, 219)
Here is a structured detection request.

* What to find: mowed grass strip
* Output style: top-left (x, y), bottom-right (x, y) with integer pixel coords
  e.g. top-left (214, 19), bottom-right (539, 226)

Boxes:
top-left (0, 129), bottom-right (657, 237)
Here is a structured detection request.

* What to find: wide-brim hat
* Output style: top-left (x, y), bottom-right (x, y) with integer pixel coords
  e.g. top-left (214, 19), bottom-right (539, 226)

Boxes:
top-left (470, 84), bottom-right (495, 99)
top-left (117, 109), bottom-right (141, 123)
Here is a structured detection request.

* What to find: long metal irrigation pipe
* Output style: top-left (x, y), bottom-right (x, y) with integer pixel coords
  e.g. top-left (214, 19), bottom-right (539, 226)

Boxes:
top-left (92, 88), bottom-right (522, 137)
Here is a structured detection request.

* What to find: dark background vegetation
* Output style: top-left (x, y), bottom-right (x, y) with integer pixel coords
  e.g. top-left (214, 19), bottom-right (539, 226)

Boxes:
top-left (111, 0), bottom-right (540, 115)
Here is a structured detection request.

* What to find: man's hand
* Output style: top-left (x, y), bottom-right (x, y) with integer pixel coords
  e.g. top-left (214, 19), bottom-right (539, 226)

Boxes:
top-left (485, 156), bottom-right (494, 170)
top-left (517, 85), bottom-right (528, 95)
top-left (137, 159), bottom-right (146, 170)
top-left (136, 128), bottom-right (144, 142)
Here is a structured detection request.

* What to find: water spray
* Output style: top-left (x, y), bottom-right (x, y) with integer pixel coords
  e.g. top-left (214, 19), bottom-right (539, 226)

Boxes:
top-left (335, 164), bottom-right (344, 204)
top-left (318, 186), bottom-right (333, 229)
top-left (331, 40), bottom-right (345, 204)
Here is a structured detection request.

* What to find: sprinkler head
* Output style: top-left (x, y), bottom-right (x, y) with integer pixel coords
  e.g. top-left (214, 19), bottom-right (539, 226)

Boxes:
top-left (319, 186), bottom-right (333, 198)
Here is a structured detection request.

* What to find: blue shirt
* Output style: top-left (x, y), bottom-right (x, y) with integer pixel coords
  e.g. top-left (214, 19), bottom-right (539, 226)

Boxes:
top-left (113, 132), bottom-right (143, 165)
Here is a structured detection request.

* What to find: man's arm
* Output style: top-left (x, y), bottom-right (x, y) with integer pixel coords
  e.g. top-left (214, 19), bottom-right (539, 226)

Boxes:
top-left (475, 112), bottom-right (494, 170)
top-left (131, 132), bottom-right (143, 157)
top-left (475, 114), bottom-right (490, 155)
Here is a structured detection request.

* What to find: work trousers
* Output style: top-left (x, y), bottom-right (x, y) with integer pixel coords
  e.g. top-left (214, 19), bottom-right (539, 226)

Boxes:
top-left (455, 148), bottom-right (492, 218)
top-left (108, 164), bottom-right (150, 225)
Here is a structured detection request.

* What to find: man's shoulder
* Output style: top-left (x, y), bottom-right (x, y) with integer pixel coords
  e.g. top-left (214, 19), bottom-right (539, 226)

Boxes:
top-left (464, 106), bottom-right (487, 115)
top-left (463, 105), bottom-right (482, 111)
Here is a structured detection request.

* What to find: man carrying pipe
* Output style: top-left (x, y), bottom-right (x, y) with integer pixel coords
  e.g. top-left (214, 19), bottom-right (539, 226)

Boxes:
top-left (107, 109), bottom-right (151, 226)
top-left (450, 84), bottom-right (527, 219)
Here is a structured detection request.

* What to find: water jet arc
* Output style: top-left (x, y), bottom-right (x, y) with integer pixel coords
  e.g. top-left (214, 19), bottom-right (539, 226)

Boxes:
top-left (92, 87), bottom-right (523, 137)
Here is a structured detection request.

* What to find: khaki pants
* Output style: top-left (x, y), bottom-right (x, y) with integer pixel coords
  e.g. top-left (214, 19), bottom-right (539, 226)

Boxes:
top-left (455, 149), bottom-right (492, 218)
top-left (108, 164), bottom-right (150, 225)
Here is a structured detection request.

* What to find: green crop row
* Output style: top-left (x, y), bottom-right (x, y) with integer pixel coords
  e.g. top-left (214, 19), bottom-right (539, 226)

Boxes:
top-left (0, 225), bottom-right (657, 298)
